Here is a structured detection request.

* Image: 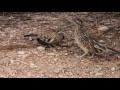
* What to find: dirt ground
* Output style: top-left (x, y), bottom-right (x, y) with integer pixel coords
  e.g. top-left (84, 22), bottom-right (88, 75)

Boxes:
top-left (0, 12), bottom-right (120, 78)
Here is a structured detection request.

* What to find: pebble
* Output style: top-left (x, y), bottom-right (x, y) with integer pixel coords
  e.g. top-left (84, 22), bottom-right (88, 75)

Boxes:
top-left (58, 73), bottom-right (64, 78)
top-left (40, 73), bottom-right (45, 77)
top-left (18, 51), bottom-right (25, 55)
top-left (17, 51), bottom-right (28, 58)
top-left (29, 62), bottom-right (38, 69)
top-left (98, 25), bottom-right (109, 31)
top-left (53, 58), bottom-right (58, 61)
top-left (111, 67), bottom-right (116, 71)
top-left (64, 53), bottom-right (68, 56)
top-left (99, 40), bottom-right (105, 43)
top-left (28, 37), bottom-right (33, 41)
top-left (95, 72), bottom-right (103, 76)
top-left (65, 72), bottom-right (73, 76)
top-left (8, 16), bottom-right (14, 19)
top-left (81, 12), bottom-right (89, 15)
top-left (47, 53), bottom-right (55, 56)
top-left (89, 72), bottom-right (93, 75)
top-left (37, 46), bottom-right (45, 51)
top-left (105, 36), bottom-right (111, 38)
top-left (117, 56), bottom-right (120, 59)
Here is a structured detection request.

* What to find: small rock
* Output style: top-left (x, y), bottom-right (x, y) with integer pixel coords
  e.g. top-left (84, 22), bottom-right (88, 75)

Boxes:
top-left (17, 51), bottom-right (28, 58)
top-left (47, 53), bottom-right (55, 56)
top-left (117, 56), bottom-right (120, 59)
top-left (40, 73), bottom-right (45, 77)
top-left (58, 73), bottom-right (64, 78)
top-left (53, 58), bottom-right (58, 61)
top-left (65, 72), bottom-right (73, 76)
top-left (10, 60), bottom-right (15, 64)
top-left (65, 53), bottom-right (68, 56)
top-left (111, 67), bottom-right (116, 71)
top-left (18, 51), bottom-right (25, 55)
top-left (29, 37), bottom-right (33, 41)
top-left (8, 16), bottom-right (14, 19)
top-left (105, 36), bottom-right (111, 38)
top-left (37, 46), bottom-right (45, 51)
top-left (29, 62), bottom-right (38, 69)
top-left (98, 25), bottom-right (109, 31)
top-left (95, 72), bottom-right (103, 76)
top-left (89, 72), bottom-right (93, 75)
top-left (80, 12), bottom-right (89, 15)
top-left (13, 42), bottom-right (16, 44)
top-left (99, 40), bottom-right (105, 43)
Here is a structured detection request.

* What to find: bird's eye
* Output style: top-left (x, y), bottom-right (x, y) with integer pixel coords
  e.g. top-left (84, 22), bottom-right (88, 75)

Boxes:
top-left (47, 38), bottom-right (51, 42)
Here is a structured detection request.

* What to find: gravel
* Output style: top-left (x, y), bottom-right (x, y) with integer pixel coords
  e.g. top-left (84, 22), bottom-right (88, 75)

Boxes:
top-left (0, 12), bottom-right (120, 78)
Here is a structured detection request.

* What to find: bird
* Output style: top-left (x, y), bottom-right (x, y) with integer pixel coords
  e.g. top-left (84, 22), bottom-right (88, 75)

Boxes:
top-left (24, 31), bottom-right (65, 47)
top-left (68, 18), bottom-right (120, 58)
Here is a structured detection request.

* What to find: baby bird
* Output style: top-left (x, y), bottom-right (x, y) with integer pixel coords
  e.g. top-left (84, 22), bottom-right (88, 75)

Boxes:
top-left (24, 31), bottom-right (65, 47)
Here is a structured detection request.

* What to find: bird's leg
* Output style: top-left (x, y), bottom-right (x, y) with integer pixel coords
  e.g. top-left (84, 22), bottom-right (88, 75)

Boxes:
top-left (79, 51), bottom-right (89, 58)
top-left (89, 53), bottom-right (95, 59)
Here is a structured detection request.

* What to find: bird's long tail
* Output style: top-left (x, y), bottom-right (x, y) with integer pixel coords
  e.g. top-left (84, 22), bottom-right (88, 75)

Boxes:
top-left (106, 47), bottom-right (120, 54)
top-left (91, 38), bottom-right (120, 54)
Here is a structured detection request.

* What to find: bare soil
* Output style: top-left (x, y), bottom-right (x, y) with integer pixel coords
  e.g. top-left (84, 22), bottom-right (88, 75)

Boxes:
top-left (0, 12), bottom-right (120, 78)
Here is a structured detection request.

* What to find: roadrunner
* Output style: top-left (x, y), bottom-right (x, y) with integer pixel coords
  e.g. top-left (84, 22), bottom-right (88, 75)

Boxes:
top-left (24, 31), bottom-right (65, 47)
top-left (69, 18), bottom-right (120, 58)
